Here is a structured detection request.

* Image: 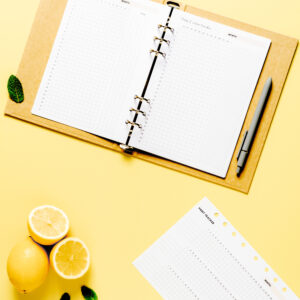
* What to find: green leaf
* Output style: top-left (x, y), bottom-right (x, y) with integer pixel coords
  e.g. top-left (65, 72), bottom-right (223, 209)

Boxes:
top-left (60, 293), bottom-right (70, 300)
top-left (81, 286), bottom-right (98, 300)
top-left (7, 75), bottom-right (24, 103)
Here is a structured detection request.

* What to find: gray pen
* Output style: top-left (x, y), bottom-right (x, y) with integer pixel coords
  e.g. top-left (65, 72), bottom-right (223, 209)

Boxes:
top-left (236, 77), bottom-right (272, 177)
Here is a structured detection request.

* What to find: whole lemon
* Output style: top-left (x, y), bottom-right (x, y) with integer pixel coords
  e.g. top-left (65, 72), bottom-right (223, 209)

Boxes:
top-left (7, 237), bottom-right (49, 294)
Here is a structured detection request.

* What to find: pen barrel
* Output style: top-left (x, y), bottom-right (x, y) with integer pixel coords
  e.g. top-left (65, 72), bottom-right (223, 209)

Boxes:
top-left (243, 78), bottom-right (272, 150)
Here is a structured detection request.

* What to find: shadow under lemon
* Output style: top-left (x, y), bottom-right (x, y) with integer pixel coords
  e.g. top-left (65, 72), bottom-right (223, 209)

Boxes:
top-left (12, 256), bottom-right (92, 300)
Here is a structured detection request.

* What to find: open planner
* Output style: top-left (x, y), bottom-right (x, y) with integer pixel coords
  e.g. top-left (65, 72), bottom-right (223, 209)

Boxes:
top-left (134, 198), bottom-right (299, 300)
top-left (32, 0), bottom-right (271, 178)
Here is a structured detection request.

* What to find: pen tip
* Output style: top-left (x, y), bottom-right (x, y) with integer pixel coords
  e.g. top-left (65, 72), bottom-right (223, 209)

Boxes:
top-left (236, 167), bottom-right (241, 177)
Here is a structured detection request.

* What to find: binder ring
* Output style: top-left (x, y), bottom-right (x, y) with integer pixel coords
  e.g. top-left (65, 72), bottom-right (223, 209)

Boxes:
top-left (130, 108), bottom-right (146, 116)
top-left (126, 120), bottom-right (142, 128)
top-left (150, 49), bottom-right (166, 58)
top-left (154, 36), bottom-right (170, 45)
top-left (134, 95), bottom-right (150, 104)
top-left (158, 24), bottom-right (174, 33)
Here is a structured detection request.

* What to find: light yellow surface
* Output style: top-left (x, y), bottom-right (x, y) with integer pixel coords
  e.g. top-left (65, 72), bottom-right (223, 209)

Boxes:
top-left (0, 0), bottom-right (299, 299)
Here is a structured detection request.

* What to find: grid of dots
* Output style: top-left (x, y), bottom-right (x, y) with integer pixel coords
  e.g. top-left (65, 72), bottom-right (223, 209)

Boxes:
top-left (135, 22), bottom-right (248, 174)
top-left (133, 199), bottom-right (292, 299)
top-left (33, 0), bottom-right (170, 143)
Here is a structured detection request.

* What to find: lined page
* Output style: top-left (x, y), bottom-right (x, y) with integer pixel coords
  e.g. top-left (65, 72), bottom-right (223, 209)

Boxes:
top-left (131, 10), bottom-right (270, 178)
top-left (32, 0), bottom-right (171, 143)
top-left (134, 198), bottom-right (299, 300)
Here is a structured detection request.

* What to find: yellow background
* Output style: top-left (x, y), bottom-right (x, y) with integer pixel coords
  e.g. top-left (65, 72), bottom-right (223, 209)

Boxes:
top-left (0, 0), bottom-right (299, 299)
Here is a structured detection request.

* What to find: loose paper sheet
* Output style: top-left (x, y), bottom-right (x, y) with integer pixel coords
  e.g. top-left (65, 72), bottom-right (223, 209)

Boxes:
top-left (134, 198), bottom-right (298, 300)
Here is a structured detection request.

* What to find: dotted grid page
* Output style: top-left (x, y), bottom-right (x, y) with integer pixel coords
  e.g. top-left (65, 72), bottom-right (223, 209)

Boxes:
top-left (130, 10), bottom-right (271, 178)
top-left (133, 197), bottom-right (299, 300)
top-left (32, 0), bottom-right (171, 144)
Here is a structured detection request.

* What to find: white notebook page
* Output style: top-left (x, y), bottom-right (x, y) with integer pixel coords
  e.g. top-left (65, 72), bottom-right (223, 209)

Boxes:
top-left (131, 10), bottom-right (271, 178)
top-left (134, 197), bottom-right (299, 300)
top-left (32, 0), bottom-right (171, 143)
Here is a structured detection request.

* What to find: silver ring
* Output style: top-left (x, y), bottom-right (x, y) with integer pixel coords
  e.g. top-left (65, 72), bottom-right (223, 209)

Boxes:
top-left (130, 108), bottom-right (146, 116)
top-left (150, 49), bottom-right (166, 58)
top-left (134, 95), bottom-right (150, 104)
top-left (125, 120), bottom-right (142, 128)
top-left (154, 36), bottom-right (170, 45)
top-left (158, 24), bottom-right (174, 33)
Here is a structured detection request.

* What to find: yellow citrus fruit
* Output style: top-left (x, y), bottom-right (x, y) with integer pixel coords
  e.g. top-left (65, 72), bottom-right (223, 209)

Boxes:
top-left (28, 205), bottom-right (69, 245)
top-left (50, 237), bottom-right (90, 279)
top-left (7, 237), bottom-right (49, 294)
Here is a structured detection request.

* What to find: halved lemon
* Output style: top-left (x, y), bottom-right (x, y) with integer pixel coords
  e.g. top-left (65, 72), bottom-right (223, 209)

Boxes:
top-left (28, 205), bottom-right (69, 245)
top-left (50, 237), bottom-right (90, 279)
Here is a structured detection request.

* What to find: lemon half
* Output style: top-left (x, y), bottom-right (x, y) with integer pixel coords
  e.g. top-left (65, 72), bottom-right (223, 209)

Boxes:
top-left (28, 205), bottom-right (69, 245)
top-left (50, 237), bottom-right (90, 280)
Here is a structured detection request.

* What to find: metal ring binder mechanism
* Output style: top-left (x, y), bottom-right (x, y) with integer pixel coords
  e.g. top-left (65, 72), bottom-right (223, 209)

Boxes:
top-left (130, 108), bottom-right (146, 116)
top-left (120, 3), bottom-right (177, 154)
top-left (134, 95), bottom-right (150, 104)
top-left (150, 49), bottom-right (166, 58)
top-left (125, 120), bottom-right (142, 128)
top-left (154, 36), bottom-right (170, 45)
top-left (158, 24), bottom-right (174, 33)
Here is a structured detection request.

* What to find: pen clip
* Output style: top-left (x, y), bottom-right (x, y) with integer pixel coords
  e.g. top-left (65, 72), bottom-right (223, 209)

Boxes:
top-left (237, 131), bottom-right (248, 161)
